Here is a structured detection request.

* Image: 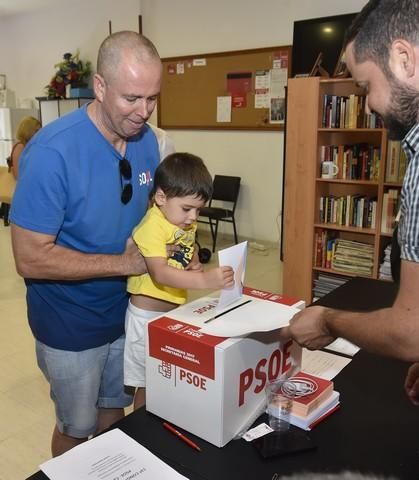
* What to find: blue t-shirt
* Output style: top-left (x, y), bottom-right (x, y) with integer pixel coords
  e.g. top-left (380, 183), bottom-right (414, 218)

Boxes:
top-left (10, 105), bottom-right (160, 351)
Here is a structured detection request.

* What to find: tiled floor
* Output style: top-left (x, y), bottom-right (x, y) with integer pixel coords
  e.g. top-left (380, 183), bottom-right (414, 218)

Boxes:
top-left (0, 224), bottom-right (282, 479)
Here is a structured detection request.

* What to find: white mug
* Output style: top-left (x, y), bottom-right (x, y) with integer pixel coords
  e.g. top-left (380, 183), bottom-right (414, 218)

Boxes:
top-left (321, 161), bottom-right (339, 179)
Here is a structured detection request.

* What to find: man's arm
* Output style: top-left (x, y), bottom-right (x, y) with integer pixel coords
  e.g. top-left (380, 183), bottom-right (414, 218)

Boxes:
top-left (11, 224), bottom-right (147, 280)
top-left (280, 259), bottom-right (419, 362)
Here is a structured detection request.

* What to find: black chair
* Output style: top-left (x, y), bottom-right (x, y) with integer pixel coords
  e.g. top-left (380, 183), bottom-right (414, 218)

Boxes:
top-left (198, 175), bottom-right (241, 252)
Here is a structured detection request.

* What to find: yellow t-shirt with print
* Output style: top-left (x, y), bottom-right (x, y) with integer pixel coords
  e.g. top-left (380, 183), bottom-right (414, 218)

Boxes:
top-left (127, 205), bottom-right (196, 304)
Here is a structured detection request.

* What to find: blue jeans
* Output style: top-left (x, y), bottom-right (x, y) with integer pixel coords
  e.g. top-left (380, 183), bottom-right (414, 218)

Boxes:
top-left (36, 335), bottom-right (133, 438)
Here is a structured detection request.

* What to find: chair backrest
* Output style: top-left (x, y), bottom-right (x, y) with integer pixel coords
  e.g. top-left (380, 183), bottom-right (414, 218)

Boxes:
top-left (210, 175), bottom-right (241, 210)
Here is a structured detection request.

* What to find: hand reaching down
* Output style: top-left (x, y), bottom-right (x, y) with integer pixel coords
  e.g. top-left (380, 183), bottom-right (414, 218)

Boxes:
top-left (204, 266), bottom-right (235, 289)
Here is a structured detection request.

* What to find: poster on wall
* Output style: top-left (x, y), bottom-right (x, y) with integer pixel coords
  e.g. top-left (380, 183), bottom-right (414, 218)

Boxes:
top-left (269, 68), bottom-right (287, 124)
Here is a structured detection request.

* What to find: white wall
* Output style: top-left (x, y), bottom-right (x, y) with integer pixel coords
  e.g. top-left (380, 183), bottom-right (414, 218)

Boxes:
top-left (0, 0), bottom-right (368, 244)
top-left (142, 0), bottom-right (368, 244)
top-left (0, 0), bottom-right (141, 103)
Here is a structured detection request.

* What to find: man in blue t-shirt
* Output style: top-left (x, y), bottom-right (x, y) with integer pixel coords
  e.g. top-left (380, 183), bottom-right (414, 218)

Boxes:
top-left (10, 32), bottom-right (165, 456)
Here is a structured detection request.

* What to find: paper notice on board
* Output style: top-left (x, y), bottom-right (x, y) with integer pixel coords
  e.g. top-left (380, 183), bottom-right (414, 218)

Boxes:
top-left (255, 70), bottom-right (270, 108)
top-left (216, 96), bottom-right (232, 122)
top-left (176, 63), bottom-right (184, 74)
top-left (193, 58), bottom-right (206, 66)
top-left (270, 68), bottom-right (287, 97)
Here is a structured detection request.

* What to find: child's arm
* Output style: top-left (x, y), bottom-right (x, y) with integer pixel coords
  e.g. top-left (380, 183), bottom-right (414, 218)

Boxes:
top-left (145, 256), bottom-right (234, 290)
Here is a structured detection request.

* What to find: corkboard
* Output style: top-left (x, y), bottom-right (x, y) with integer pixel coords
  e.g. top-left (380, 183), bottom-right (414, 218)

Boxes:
top-left (158, 45), bottom-right (292, 131)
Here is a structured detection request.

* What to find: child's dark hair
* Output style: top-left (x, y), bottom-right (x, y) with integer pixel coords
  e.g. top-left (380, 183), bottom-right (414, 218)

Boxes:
top-left (152, 152), bottom-right (213, 201)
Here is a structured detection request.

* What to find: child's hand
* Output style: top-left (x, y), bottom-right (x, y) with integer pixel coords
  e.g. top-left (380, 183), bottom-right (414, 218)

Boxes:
top-left (205, 266), bottom-right (235, 289)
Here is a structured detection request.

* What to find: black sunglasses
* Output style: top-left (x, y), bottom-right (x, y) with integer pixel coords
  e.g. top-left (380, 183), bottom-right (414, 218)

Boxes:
top-left (119, 158), bottom-right (133, 204)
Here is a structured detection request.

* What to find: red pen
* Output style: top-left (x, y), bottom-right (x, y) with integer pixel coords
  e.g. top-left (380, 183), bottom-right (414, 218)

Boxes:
top-left (308, 404), bottom-right (341, 430)
top-left (163, 422), bottom-right (201, 452)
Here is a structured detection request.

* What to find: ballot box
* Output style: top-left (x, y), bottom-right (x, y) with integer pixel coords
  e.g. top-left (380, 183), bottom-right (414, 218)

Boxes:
top-left (145, 287), bottom-right (304, 447)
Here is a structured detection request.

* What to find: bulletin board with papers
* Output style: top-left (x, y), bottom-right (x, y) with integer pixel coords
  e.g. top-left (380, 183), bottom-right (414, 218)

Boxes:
top-left (158, 45), bottom-right (292, 130)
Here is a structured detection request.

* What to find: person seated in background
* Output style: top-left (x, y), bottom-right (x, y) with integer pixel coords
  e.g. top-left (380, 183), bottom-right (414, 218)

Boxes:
top-left (9, 115), bottom-right (41, 179)
top-left (124, 152), bottom-right (235, 410)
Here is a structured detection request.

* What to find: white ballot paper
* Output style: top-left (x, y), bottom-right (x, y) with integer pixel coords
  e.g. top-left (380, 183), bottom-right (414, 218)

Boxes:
top-left (217, 241), bottom-right (247, 309)
top-left (199, 295), bottom-right (299, 337)
top-left (324, 337), bottom-right (360, 357)
top-left (40, 428), bottom-right (188, 480)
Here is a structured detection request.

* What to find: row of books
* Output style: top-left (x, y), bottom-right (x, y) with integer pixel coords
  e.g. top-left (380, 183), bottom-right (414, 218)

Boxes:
top-left (381, 188), bottom-right (400, 234)
top-left (322, 94), bottom-right (383, 129)
top-left (320, 144), bottom-right (380, 181)
top-left (314, 230), bottom-right (335, 269)
top-left (319, 194), bottom-right (377, 229)
top-left (314, 233), bottom-right (374, 276)
top-left (385, 140), bottom-right (407, 183)
top-left (288, 371), bottom-right (339, 431)
top-left (313, 272), bottom-right (350, 300)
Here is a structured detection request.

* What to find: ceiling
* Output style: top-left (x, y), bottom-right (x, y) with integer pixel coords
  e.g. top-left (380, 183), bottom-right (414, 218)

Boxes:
top-left (0, 0), bottom-right (60, 16)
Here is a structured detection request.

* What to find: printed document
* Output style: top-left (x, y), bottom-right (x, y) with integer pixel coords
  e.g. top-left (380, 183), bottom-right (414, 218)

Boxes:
top-left (301, 348), bottom-right (352, 380)
top-left (40, 428), bottom-right (188, 480)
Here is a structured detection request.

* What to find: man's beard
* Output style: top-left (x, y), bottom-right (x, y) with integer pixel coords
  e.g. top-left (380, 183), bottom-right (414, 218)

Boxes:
top-left (382, 80), bottom-right (419, 140)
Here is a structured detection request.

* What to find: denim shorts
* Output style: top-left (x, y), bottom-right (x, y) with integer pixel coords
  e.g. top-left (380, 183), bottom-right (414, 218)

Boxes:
top-left (36, 335), bottom-right (133, 438)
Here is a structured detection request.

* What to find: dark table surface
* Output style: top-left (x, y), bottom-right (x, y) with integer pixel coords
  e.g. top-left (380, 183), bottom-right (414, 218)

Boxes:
top-left (28, 277), bottom-right (419, 480)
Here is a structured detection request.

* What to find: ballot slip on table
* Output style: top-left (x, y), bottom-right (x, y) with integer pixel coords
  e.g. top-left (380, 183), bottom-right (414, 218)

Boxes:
top-left (146, 287), bottom-right (304, 447)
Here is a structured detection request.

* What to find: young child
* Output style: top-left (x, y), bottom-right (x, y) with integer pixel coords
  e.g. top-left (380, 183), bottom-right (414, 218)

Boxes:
top-left (125, 152), bottom-right (235, 409)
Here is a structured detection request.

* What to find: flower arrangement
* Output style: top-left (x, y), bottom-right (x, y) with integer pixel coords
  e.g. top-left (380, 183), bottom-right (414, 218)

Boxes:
top-left (45, 50), bottom-right (91, 99)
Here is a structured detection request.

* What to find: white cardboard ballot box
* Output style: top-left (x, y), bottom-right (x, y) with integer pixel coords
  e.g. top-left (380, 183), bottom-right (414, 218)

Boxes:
top-left (146, 287), bottom-right (304, 447)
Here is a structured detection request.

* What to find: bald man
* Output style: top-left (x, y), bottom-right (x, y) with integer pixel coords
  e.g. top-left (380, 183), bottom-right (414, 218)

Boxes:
top-left (10, 32), bottom-right (164, 456)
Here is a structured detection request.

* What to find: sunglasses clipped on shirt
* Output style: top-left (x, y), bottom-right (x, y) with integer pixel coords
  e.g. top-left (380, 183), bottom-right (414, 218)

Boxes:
top-left (119, 158), bottom-right (133, 204)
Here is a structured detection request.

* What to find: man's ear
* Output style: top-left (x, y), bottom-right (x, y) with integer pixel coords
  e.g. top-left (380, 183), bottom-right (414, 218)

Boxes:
top-left (93, 73), bottom-right (106, 102)
top-left (154, 187), bottom-right (166, 207)
top-left (389, 39), bottom-right (416, 80)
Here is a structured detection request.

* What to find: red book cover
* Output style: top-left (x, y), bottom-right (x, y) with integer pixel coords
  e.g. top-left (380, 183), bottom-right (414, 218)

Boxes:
top-left (289, 371), bottom-right (334, 417)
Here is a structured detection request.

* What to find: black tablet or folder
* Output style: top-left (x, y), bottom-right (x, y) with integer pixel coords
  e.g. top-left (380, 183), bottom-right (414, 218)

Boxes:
top-left (252, 426), bottom-right (316, 459)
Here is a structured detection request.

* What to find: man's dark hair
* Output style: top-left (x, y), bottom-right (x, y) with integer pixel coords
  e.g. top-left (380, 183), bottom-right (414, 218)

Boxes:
top-left (152, 152), bottom-right (213, 202)
top-left (344, 0), bottom-right (419, 74)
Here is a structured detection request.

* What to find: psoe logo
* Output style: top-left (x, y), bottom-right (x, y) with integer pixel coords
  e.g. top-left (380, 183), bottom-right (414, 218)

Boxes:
top-left (158, 361), bottom-right (172, 379)
top-left (138, 170), bottom-right (152, 186)
top-left (168, 323), bottom-right (184, 331)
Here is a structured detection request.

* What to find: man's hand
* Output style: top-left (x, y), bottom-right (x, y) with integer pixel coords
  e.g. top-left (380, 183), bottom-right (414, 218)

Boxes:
top-left (122, 238), bottom-right (147, 276)
top-left (279, 306), bottom-right (335, 350)
top-left (404, 362), bottom-right (419, 406)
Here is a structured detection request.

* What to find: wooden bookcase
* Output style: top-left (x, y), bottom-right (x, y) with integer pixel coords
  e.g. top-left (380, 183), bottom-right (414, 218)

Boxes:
top-left (282, 77), bottom-right (396, 305)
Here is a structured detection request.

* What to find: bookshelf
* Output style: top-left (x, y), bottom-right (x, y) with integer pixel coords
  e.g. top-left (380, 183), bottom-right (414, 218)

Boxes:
top-left (283, 77), bottom-right (400, 304)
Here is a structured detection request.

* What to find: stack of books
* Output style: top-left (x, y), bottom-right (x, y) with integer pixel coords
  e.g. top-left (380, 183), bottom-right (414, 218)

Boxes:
top-left (288, 371), bottom-right (340, 431)
top-left (313, 272), bottom-right (350, 300)
top-left (332, 238), bottom-right (374, 276)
